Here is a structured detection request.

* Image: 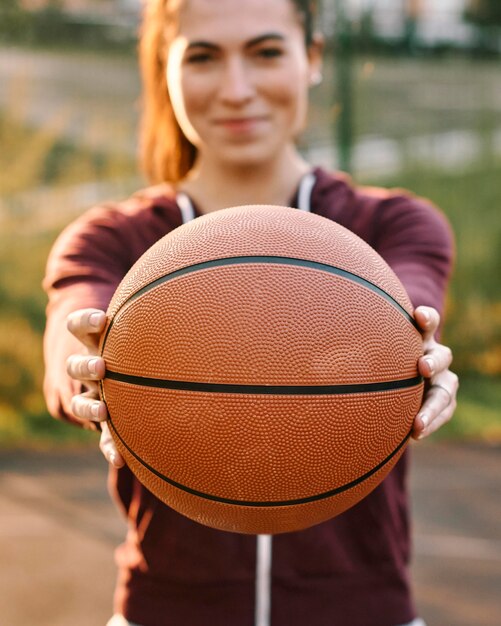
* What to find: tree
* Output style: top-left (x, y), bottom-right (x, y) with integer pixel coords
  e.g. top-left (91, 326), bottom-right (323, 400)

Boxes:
top-left (0, 0), bottom-right (32, 42)
top-left (464, 0), bottom-right (501, 53)
top-left (402, 0), bottom-right (423, 54)
top-left (464, 0), bottom-right (501, 27)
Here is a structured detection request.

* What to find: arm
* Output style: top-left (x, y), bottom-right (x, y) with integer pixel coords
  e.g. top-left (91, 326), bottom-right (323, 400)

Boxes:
top-left (373, 194), bottom-right (458, 440)
top-left (43, 208), bottom-right (136, 464)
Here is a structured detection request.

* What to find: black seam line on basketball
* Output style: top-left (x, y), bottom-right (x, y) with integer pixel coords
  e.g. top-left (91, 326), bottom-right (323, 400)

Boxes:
top-left (105, 414), bottom-right (412, 507)
top-left (104, 370), bottom-right (423, 395)
top-left (106, 256), bottom-right (418, 332)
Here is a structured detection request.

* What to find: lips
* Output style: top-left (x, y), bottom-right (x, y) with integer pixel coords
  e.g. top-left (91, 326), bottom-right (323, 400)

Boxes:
top-left (213, 116), bottom-right (269, 132)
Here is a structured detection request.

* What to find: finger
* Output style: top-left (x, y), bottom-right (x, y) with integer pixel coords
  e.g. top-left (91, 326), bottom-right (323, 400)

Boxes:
top-left (418, 343), bottom-right (453, 378)
top-left (414, 398), bottom-right (456, 440)
top-left (100, 424), bottom-right (124, 468)
top-left (70, 390), bottom-right (108, 423)
top-left (66, 354), bottom-right (106, 382)
top-left (67, 309), bottom-right (107, 349)
top-left (414, 306), bottom-right (440, 342)
top-left (412, 370), bottom-right (459, 438)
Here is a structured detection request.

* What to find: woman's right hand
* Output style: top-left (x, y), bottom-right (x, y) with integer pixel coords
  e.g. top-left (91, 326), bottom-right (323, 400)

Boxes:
top-left (66, 308), bottom-right (124, 468)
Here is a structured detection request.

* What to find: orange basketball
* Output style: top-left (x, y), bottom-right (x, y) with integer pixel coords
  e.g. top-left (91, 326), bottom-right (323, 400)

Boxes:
top-left (99, 205), bottom-right (423, 534)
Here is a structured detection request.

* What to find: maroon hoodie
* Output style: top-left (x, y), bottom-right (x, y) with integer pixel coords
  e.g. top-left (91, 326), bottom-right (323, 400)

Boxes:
top-left (43, 168), bottom-right (453, 626)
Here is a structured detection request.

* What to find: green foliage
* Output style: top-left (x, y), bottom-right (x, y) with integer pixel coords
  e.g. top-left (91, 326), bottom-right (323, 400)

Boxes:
top-left (0, 113), bottom-right (136, 446)
top-left (0, 223), bottom-right (63, 444)
top-left (464, 0), bottom-right (501, 27)
top-left (464, 0), bottom-right (501, 54)
top-left (0, 113), bottom-right (135, 195)
top-left (0, 0), bottom-right (33, 43)
top-left (435, 376), bottom-right (501, 441)
top-left (0, 2), bottom-right (135, 51)
top-left (0, 217), bottom-right (96, 447)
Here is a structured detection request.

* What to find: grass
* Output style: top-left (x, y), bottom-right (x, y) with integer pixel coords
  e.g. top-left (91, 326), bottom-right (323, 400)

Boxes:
top-left (442, 376), bottom-right (501, 441)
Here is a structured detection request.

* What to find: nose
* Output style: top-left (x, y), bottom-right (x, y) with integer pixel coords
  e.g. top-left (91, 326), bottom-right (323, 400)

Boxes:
top-left (218, 57), bottom-right (255, 105)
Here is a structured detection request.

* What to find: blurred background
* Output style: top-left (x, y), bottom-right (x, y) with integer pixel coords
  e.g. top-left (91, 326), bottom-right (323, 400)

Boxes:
top-left (0, 1), bottom-right (500, 624)
top-left (1, 0), bottom-right (500, 446)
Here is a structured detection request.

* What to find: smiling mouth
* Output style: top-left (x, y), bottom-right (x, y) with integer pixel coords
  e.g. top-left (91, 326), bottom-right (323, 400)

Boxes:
top-left (214, 116), bottom-right (268, 130)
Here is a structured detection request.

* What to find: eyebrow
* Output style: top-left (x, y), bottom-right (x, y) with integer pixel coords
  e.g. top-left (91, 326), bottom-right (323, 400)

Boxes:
top-left (187, 33), bottom-right (286, 51)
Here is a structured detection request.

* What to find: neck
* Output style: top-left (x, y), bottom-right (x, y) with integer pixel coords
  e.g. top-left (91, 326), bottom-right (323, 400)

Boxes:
top-left (179, 147), bottom-right (311, 214)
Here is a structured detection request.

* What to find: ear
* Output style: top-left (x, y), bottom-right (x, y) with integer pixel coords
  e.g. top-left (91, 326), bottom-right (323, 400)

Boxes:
top-left (307, 33), bottom-right (324, 86)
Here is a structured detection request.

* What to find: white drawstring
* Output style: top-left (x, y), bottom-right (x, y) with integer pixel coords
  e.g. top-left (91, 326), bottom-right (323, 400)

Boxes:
top-left (176, 191), bottom-right (196, 224)
top-left (255, 534), bottom-right (273, 626)
top-left (297, 171), bottom-right (315, 213)
top-left (254, 172), bottom-right (314, 626)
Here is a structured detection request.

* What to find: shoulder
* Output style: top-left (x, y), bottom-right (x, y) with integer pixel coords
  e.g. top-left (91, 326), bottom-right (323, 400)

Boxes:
top-left (51, 184), bottom-right (181, 261)
top-left (68, 183), bottom-right (180, 236)
top-left (44, 184), bottom-right (183, 291)
top-left (311, 167), bottom-right (454, 251)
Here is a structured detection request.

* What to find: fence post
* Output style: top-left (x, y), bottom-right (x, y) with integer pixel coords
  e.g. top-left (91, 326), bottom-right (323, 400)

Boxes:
top-left (333, 0), bottom-right (354, 174)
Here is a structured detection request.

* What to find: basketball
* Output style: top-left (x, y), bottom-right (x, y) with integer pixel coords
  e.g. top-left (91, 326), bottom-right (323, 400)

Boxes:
top-left (99, 205), bottom-right (424, 534)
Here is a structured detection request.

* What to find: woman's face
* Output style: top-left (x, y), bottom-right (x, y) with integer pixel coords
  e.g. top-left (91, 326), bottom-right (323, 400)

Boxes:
top-left (166, 0), bottom-right (321, 169)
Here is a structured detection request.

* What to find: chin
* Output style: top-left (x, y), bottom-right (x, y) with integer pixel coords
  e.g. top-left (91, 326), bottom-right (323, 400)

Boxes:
top-left (217, 143), bottom-right (285, 170)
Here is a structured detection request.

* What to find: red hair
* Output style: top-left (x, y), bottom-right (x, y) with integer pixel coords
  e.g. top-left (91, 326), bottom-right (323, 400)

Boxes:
top-left (138, 0), bottom-right (317, 184)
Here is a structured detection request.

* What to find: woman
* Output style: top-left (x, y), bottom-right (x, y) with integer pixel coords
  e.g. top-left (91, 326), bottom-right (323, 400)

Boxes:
top-left (43, 0), bottom-right (458, 624)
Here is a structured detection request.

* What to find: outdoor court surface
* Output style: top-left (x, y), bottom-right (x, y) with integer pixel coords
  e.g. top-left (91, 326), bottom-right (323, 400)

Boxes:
top-left (0, 440), bottom-right (500, 626)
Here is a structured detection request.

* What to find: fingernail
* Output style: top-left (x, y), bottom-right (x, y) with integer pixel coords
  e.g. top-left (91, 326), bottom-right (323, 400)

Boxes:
top-left (91, 402), bottom-right (101, 418)
top-left (88, 358), bottom-right (98, 375)
top-left (89, 312), bottom-right (103, 327)
top-left (419, 413), bottom-right (429, 428)
top-left (423, 357), bottom-right (435, 375)
top-left (108, 452), bottom-right (123, 469)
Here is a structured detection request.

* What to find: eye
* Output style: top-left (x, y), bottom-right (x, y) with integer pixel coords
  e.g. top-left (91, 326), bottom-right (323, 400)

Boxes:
top-left (185, 52), bottom-right (214, 64)
top-left (185, 46), bottom-right (217, 65)
top-left (256, 46), bottom-right (284, 59)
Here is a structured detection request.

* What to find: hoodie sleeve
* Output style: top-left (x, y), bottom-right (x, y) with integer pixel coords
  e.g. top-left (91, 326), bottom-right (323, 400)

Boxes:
top-left (42, 204), bottom-right (138, 427)
top-left (371, 193), bottom-right (454, 318)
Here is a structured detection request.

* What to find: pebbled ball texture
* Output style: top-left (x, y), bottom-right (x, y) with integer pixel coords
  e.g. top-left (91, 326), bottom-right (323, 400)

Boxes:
top-left (100, 205), bottom-right (424, 534)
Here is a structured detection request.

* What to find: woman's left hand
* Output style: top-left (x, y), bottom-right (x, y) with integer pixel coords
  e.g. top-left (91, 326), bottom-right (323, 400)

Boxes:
top-left (412, 305), bottom-right (459, 440)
